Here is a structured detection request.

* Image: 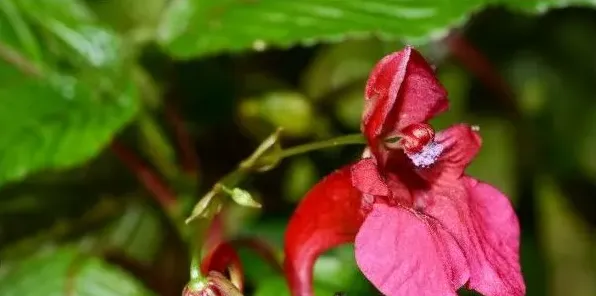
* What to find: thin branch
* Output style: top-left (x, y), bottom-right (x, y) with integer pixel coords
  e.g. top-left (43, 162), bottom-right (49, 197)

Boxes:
top-left (0, 41), bottom-right (42, 77)
top-left (110, 141), bottom-right (176, 210)
top-left (164, 101), bottom-right (200, 177)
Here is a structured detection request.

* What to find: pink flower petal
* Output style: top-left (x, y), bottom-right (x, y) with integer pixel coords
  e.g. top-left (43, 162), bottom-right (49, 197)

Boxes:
top-left (420, 124), bottom-right (482, 181)
top-left (362, 46), bottom-right (449, 142)
top-left (422, 178), bottom-right (525, 296)
top-left (350, 158), bottom-right (390, 196)
top-left (284, 165), bottom-right (369, 296)
top-left (464, 177), bottom-right (525, 296)
top-left (355, 203), bottom-right (469, 296)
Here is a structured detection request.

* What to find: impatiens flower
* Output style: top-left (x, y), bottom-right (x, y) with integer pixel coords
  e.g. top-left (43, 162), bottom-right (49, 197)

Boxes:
top-left (283, 46), bottom-right (525, 296)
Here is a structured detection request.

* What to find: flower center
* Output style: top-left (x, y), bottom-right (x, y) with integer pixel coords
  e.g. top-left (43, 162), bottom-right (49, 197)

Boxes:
top-left (384, 123), bottom-right (444, 168)
top-left (406, 141), bottom-right (444, 167)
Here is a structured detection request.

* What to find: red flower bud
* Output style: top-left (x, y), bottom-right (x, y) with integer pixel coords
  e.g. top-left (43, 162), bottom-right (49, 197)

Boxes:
top-left (398, 123), bottom-right (435, 154)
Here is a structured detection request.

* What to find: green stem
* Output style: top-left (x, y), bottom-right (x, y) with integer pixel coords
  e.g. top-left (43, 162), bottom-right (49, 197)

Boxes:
top-left (221, 133), bottom-right (364, 192)
top-left (277, 133), bottom-right (365, 159)
top-left (190, 253), bottom-right (203, 281)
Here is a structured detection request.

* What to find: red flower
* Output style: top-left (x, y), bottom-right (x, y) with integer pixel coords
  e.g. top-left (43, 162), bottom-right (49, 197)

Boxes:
top-left (283, 46), bottom-right (525, 296)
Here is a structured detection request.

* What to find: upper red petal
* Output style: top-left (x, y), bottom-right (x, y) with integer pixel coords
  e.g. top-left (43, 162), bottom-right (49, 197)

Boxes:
top-left (283, 164), bottom-right (368, 296)
top-left (355, 203), bottom-right (469, 296)
top-left (362, 46), bottom-right (449, 145)
top-left (350, 157), bottom-right (390, 196)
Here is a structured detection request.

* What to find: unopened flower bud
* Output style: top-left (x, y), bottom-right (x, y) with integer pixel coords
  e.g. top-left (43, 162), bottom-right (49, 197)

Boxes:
top-left (182, 272), bottom-right (243, 296)
top-left (182, 280), bottom-right (220, 296)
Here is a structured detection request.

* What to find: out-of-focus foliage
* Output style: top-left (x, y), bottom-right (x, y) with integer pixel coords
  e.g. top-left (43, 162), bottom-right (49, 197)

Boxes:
top-left (2, 0), bottom-right (596, 295)
top-left (0, 247), bottom-right (155, 296)
top-left (537, 180), bottom-right (596, 296)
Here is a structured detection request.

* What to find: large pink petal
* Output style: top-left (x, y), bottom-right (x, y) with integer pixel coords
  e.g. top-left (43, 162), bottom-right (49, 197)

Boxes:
top-left (464, 177), bottom-right (525, 296)
top-left (362, 46), bottom-right (449, 143)
top-left (423, 178), bottom-right (524, 296)
top-left (355, 203), bottom-right (469, 296)
top-left (284, 164), bottom-right (369, 296)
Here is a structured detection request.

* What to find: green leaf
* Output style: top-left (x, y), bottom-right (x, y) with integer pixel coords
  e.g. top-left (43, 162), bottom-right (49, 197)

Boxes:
top-left (103, 202), bottom-right (164, 265)
top-left (0, 0), bottom-right (42, 64)
top-left (0, 247), bottom-right (155, 296)
top-left (0, 0), bottom-right (140, 186)
top-left (0, 71), bottom-right (139, 186)
top-left (253, 275), bottom-right (337, 296)
top-left (238, 91), bottom-right (315, 139)
top-left (11, 0), bottom-right (126, 70)
top-left (300, 39), bottom-right (389, 100)
top-left (282, 157), bottom-right (319, 203)
top-left (157, 0), bottom-right (596, 58)
top-left (313, 245), bottom-right (375, 294)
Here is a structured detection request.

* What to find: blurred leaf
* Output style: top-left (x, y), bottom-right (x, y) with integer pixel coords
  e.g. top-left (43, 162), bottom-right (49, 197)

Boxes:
top-left (0, 0), bottom-right (139, 186)
top-left (282, 157), bottom-right (319, 203)
top-left (0, 246), bottom-right (155, 295)
top-left (238, 218), bottom-right (286, 247)
top-left (0, 73), bottom-right (138, 186)
top-left (253, 274), bottom-right (337, 296)
top-left (0, 0), bottom-right (42, 65)
top-left (87, 0), bottom-right (167, 34)
top-left (537, 178), bottom-right (596, 296)
top-left (313, 245), bottom-right (374, 294)
top-left (0, 198), bottom-right (123, 259)
top-left (333, 84), bottom-right (365, 131)
top-left (430, 63), bottom-right (470, 129)
top-left (103, 202), bottom-right (164, 265)
top-left (2, 0), bottom-right (130, 72)
top-left (238, 91), bottom-right (315, 139)
top-left (503, 53), bottom-right (552, 116)
top-left (221, 203), bottom-right (262, 236)
top-left (237, 246), bottom-right (281, 287)
top-left (465, 118), bottom-right (517, 203)
top-left (579, 106), bottom-right (596, 180)
top-left (156, 0), bottom-right (596, 58)
top-left (301, 39), bottom-right (388, 100)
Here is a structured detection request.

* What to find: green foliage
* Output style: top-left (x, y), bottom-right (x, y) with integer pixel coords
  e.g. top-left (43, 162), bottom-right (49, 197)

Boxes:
top-left (537, 179), bottom-right (596, 296)
top-left (157, 0), bottom-right (596, 59)
top-left (2, 0), bottom-right (596, 295)
top-left (0, 74), bottom-right (138, 186)
top-left (0, 247), bottom-right (155, 296)
top-left (0, 0), bottom-right (138, 186)
top-left (465, 119), bottom-right (517, 202)
top-left (103, 202), bottom-right (165, 264)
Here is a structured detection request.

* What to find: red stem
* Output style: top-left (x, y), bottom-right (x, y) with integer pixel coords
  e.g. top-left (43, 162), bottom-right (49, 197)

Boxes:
top-left (164, 101), bottom-right (199, 177)
top-left (110, 141), bottom-right (176, 210)
top-left (445, 32), bottom-right (519, 117)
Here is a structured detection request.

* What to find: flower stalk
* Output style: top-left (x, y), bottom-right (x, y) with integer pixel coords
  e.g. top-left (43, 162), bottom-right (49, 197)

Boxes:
top-left (186, 132), bottom-right (365, 224)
